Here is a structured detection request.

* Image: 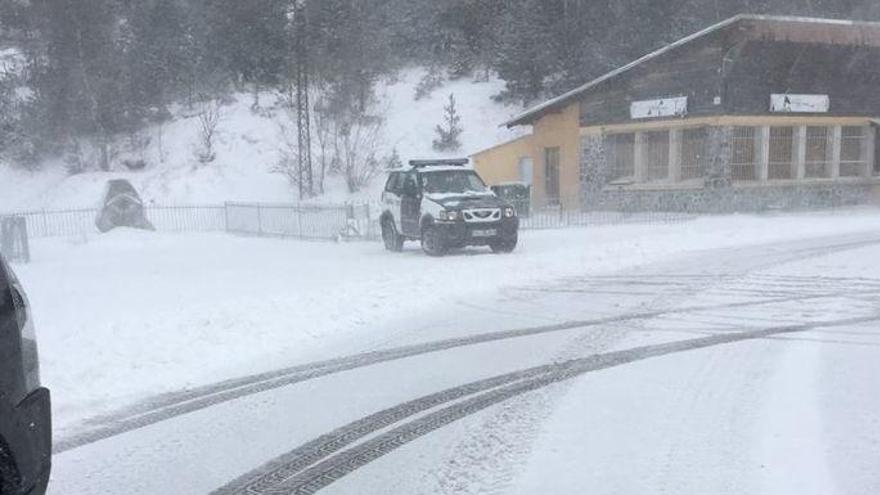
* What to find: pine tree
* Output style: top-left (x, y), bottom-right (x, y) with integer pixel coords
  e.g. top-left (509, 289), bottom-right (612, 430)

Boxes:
top-left (433, 93), bottom-right (463, 152)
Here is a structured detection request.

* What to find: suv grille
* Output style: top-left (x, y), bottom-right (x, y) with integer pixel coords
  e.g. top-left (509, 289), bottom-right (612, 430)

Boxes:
top-left (463, 208), bottom-right (501, 223)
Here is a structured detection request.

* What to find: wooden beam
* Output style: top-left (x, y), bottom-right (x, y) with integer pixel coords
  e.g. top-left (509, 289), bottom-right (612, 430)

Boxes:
top-left (759, 126), bottom-right (770, 182)
top-left (863, 126), bottom-right (876, 178)
top-left (669, 129), bottom-right (682, 182)
top-left (581, 116), bottom-right (873, 135)
top-left (634, 132), bottom-right (646, 182)
top-left (795, 126), bottom-right (807, 180)
top-left (830, 126), bottom-right (842, 179)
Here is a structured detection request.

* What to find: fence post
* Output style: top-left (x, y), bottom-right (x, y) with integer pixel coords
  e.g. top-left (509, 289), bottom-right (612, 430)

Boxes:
top-left (224, 202), bottom-right (230, 233)
top-left (19, 217), bottom-right (30, 264)
top-left (365, 203), bottom-right (372, 240)
top-left (257, 204), bottom-right (263, 235)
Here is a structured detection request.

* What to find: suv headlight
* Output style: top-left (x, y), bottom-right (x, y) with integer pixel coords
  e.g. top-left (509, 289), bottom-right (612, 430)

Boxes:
top-left (10, 282), bottom-right (41, 392)
top-left (504, 207), bottom-right (517, 218)
top-left (21, 333), bottom-right (41, 392)
top-left (439, 210), bottom-right (459, 221)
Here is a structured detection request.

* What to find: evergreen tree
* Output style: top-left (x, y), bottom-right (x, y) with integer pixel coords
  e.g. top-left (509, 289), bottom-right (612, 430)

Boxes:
top-left (433, 93), bottom-right (463, 152)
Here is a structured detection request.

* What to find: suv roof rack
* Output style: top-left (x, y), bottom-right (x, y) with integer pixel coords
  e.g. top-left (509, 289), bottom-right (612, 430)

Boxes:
top-left (408, 159), bottom-right (469, 168)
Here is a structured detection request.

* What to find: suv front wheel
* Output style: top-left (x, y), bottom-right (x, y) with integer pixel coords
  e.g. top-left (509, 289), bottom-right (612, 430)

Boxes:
top-left (421, 226), bottom-right (447, 257)
top-left (490, 235), bottom-right (518, 254)
top-left (381, 219), bottom-right (404, 252)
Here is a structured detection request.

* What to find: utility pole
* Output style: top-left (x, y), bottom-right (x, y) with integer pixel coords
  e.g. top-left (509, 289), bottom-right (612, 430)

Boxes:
top-left (292, 0), bottom-right (313, 199)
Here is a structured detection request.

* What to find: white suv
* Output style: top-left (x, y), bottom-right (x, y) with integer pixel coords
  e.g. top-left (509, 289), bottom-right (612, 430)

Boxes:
top-left (380, 159), bottom-right (519, 256)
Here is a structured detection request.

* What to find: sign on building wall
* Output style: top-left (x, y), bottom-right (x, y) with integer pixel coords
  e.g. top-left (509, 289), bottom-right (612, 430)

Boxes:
top-left (630, 96), bottom-right (688, 119)
top-left (770, 94), bottom-right (830, 113)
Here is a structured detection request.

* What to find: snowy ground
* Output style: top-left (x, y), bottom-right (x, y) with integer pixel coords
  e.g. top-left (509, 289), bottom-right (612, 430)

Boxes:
top-left (13, 210), bottom-right (880, 432)
top-left (0, 68), bottom-right (525, 211)
top-left (9, 210), bottom-right (880, 494)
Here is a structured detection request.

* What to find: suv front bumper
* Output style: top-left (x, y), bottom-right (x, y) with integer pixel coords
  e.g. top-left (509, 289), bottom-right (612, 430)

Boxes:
top-left (435, 217), bottom-right (519, 247)
top-left (3, 388), bottom-right (51, 495)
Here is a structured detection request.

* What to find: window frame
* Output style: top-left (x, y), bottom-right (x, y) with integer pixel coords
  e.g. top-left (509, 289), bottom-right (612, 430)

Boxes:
top-left (544, 147), bottom-right (561, 205)
top-left (606, 133), bottom-right (636, 184)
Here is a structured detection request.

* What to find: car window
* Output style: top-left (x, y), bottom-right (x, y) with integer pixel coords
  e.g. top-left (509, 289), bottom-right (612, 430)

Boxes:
top-left (422, 171), bottom-right (488, 194)
top-left (385, 173), bottom-right (400, 194)
top-left (403, 173), bottom-right (419, 195)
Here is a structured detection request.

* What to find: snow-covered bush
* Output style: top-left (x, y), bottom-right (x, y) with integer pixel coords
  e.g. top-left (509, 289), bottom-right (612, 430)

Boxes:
top-left (196, 98), bottom-right (223, 164)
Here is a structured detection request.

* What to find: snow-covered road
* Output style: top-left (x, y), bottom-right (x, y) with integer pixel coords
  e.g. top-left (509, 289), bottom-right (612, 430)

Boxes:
top-left (15, 212), bottom-right (880, 494)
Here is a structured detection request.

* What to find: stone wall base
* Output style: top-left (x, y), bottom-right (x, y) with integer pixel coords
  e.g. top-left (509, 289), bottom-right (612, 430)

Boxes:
top-left (584, 184), bottom-right (874, 213)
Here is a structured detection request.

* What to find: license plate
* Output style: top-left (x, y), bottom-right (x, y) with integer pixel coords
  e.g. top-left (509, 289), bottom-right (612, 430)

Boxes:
top-left (472, 229), bottom-right (497, 238)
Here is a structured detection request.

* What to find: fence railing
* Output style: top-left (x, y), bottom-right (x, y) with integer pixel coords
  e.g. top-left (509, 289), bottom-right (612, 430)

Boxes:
top-left (0, 202), bottom-right (378, 241)
top-left (519, 207), bottom-right (694, 230)
top-left (0, 198), bottom-right (694, 245)
top-left (226, 202), bottom-right (376, 240)
top-left (148, 205), bottom-right (227, 233)
top-left (507, 195), bottom-right (695, 230)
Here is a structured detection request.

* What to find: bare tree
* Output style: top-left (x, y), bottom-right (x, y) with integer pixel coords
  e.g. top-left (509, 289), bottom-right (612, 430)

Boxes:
top-left (196, 97), bottom-right (223, 164)
top-left (273, 107), bottom-right (310, 197)
top-left (331, 112), bottom-right (384, 194)
top-left (312, 98), bottom-right (332, 195)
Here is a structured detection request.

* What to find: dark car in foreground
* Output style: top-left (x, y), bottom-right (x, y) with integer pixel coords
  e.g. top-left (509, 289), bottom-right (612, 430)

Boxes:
top-left (0, 254), bottom-right (51, 495)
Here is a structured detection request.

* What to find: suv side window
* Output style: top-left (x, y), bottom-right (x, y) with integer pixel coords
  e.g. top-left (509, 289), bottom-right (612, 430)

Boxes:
top-left (385, 173), bottom-right (398, 193)
top-left (384, 173), bottom-right (400, 194)
top-left (402, 172), bottom-right (419, 196)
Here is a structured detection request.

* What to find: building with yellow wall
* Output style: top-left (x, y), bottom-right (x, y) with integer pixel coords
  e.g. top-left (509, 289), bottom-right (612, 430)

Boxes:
top-left (473, 15), bottom-right (880, 213)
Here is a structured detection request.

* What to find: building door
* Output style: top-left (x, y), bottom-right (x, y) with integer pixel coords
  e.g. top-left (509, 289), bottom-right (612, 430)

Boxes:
top-left (544, 147), bottom-right (561, 205)
top-left (518, 157), bottom-right (534, 185)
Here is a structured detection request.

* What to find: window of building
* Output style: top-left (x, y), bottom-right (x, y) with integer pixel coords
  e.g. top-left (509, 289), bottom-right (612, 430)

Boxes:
top-left (643, 130), bottom-right (669, 182)
top-left (606, 133), bottom-right (635, 183)
top-left (804, 126), bottom-right (831, 178)
top-left (680, 128), bottom-right (707, 181)
top-left (730, 127), bottom-right (758, 181)
top-left (544, 147), bottom-right (561, 205)
top-left (768, 127), bottom-right (794, 180)
top-left (840, 126), bottom-right (868, 177)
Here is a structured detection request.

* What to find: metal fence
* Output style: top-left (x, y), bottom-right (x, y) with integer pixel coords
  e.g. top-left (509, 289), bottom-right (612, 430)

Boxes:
top-left (5, 206), bottom-right (229, 239)
top-left (510, 195), bottom-right (695, 230)
top-left (0, 202), bottom-right (378, 242)
top-left (148, 205), bottom-right (227, 232)
top-left (0, 198), bottom-right (693, 248)
top-left (519, 207), bottom-right (694, 230)
top-left (226, 202), bottom-right (376, 240)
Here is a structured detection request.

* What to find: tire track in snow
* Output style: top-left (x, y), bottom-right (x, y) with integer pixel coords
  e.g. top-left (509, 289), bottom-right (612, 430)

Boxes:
top-left (54, 235), bottom-right (880, 454)
top-left (54, 288), bottom-right (876, 455)
top-left (216, 314), bottom-right (880, 495)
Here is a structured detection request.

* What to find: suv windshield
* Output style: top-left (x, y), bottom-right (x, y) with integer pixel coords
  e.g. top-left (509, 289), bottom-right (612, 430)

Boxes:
top-left (421, 170), bottom-right (489, 195)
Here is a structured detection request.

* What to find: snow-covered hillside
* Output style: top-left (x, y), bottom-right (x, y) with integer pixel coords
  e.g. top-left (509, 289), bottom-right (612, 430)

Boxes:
top-left (0, 68), bottom-right (525, 211)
